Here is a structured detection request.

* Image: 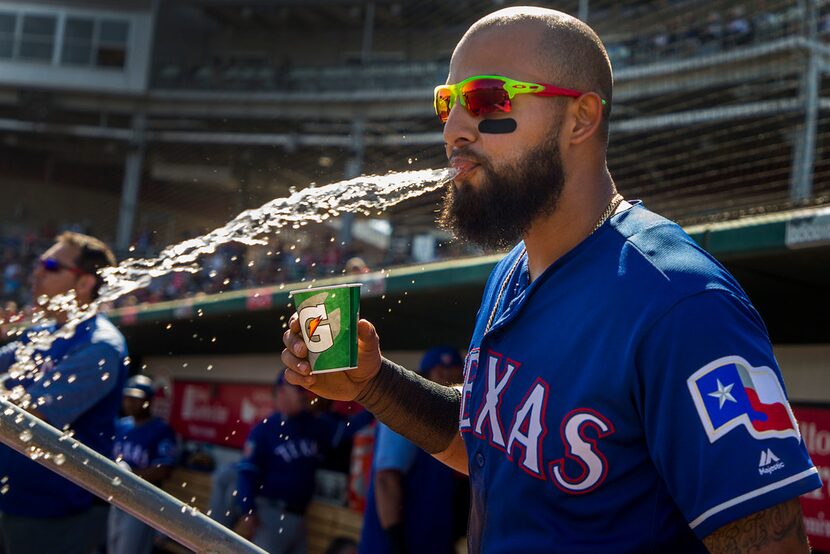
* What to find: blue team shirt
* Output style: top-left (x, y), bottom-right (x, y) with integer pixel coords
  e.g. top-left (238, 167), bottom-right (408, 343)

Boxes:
top-left (0, 314), bottom-right (128, 517)
top-left (237, 411), bottom-right (336, 514)
top-left (460, 203), bottom-right (821, 553)
top-left (113, 416), bottom-right (177, 482)
top-left (360, 424), bottom-right (460, 554)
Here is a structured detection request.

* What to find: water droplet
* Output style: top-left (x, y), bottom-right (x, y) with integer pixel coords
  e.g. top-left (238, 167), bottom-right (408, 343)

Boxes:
top-left (19, 430), bottom-right (32, 443)
top-left (1, 485), bottom-right (9, 494)
top-left (101, 372), bottom-right (110, 381)
top-left (8, 167), bottom-right (456, 409)
top-left (112, 476), bottom-right (122, 486)
top-left (54, 453), bottom-right (66, 465)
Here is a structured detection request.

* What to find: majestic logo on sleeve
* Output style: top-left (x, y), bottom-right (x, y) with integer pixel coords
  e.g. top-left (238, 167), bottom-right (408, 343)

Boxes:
top-left (687, 355), bottom-right (800, 443)
top-left (758, 448), bottom-right (785, 475)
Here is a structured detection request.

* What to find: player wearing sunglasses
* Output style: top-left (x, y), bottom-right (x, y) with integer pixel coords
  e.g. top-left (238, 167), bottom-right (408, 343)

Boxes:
top-left (283, 7), bottom-right (818, 554)
top-left (0, 232), bottom-right (129, 554)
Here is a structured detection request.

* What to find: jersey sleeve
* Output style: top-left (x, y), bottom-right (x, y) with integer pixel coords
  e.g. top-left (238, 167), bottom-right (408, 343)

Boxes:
top-left (374, 423), bottom-right (417, 472)
top-left (29, 342), bottom-right (122, 428)
top-left (636, 290), bottom-right (821, 539)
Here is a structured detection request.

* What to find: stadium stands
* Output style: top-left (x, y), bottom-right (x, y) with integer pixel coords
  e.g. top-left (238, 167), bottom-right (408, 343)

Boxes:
top-left (3, 2), bottom-right (830, 551)
top-left (1, 0), bottom-right (829, 313)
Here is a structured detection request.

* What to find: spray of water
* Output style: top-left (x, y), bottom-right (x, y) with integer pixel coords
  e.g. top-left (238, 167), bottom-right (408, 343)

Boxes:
top-left (2, 168), bottom-right (456, 402)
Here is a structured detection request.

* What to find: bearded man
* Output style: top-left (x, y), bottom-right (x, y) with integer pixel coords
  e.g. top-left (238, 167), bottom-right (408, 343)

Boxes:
top-left (282, 7), bottom-right (820, 553)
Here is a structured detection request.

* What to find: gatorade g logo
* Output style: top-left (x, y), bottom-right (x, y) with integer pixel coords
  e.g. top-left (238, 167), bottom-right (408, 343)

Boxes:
top-left (299, 304), bottom-right (334, 353)
top-left (297, 292), bottom-right (342, 354)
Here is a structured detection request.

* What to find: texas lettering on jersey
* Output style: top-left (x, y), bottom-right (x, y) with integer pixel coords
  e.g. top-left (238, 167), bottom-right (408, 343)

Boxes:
top-left (460, 348), bottom-right (615, 493)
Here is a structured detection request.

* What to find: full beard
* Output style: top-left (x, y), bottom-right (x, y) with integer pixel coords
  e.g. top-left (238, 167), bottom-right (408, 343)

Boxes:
top-left (439, 134), bottom-right (566, 250)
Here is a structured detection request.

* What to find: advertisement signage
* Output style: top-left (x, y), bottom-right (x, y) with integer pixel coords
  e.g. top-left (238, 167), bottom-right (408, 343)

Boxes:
top-left (795, 405), bottom-right (830, 552)
top-left (168, 380), bottom-right (274, 449)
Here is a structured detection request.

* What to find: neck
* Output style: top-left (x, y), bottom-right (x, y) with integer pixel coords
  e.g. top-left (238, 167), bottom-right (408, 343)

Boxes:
top-left (48, 296), bottom-right (93, 326)
top-left (523, 168), bottom-right (617, 282)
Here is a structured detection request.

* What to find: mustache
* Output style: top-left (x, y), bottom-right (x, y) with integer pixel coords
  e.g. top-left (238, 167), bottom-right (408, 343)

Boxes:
top-left (448, 149), bottom-right (489, 167)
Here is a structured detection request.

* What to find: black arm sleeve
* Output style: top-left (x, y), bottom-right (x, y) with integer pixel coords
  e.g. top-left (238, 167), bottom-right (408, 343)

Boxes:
top-left (355, 357), bottom-right (461, 454)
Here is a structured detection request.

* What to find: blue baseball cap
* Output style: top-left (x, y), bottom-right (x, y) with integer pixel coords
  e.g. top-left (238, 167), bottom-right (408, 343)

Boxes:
top-left (274, 370), bottom-right (301, 390)
top-left (124, 374), bottom-right (155, 400)
top-left (275, 370), bottom-right (287, 388)
top-left (419, 346), bottom-right (463, 373)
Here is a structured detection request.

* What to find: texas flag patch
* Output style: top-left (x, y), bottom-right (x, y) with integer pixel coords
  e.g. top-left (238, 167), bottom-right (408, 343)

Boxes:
top-left (687, 356), bottom-right (800, 443)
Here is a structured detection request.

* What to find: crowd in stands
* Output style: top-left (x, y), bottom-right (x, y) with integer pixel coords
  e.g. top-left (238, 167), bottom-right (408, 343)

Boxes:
top-left (154, 2), bottom-right (810, 92)
top-left (0, 223), bottom-right (468, 319)
top-left (0, 225), bottom-right (65, 324)
top-left (605, 5), bottom-right (797, 67)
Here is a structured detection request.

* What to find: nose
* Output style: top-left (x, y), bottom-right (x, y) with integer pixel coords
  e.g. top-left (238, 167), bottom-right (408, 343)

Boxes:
top-left (443, 101), bottom-right (479, 156)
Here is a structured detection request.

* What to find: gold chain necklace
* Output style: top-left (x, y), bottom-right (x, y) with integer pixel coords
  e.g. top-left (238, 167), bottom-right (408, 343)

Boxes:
top-left (484, 193), bottom-right (625, 333)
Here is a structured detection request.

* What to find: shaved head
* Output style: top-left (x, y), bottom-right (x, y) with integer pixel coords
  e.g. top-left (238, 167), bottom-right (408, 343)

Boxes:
top-left (453, 6), bottom-right (613, 141)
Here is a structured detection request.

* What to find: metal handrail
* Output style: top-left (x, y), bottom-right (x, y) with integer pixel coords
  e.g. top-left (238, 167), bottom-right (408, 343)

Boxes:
top-left (0, 396), bottom-right (267, 554)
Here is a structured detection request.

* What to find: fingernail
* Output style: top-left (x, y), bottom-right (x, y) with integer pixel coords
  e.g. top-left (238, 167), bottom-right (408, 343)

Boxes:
top-left (299, 361), bottom-right (310, 373)
top-left (294, 343), bottom-right (304, 355)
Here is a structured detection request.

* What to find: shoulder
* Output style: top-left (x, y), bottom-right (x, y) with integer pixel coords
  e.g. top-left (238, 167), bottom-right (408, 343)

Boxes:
top-left (63, 335), bottom-right (124, 368)
top-left (374, 423), bottom-right (416, 469)
top-left (250, 414), bottom-right (277, 437)
top-left (151, 417), bottom-right (175, 435)
top-left (116, 416), bottom-right (135, 433)
top-left (605, 204), bottom-right (748, 309)
top-left (90, 315), bottom-right (127, 353)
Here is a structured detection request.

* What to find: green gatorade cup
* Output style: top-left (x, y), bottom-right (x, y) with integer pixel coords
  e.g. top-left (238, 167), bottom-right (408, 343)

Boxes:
top-left (289, 283), bottom-right (361, 373)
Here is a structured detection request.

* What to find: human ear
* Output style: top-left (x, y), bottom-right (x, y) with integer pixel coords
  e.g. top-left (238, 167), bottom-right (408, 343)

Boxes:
top-left (76, 274), bottom-right (97, 304)
top-left (567, 93), bottom-right (604, 145)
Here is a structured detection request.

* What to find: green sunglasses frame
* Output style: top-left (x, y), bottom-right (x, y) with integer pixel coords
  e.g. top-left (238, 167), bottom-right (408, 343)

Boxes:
top-left (433, 74), bottom-right (607, 122)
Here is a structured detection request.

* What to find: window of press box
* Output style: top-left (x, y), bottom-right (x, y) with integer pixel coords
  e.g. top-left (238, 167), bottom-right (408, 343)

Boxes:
top-left (60, 17), bottom-right (128, 69)
top-left (18, 14), bottom-right (56, 62)
top-left (0, 12), bottom-right (15, 59)
top-left (61, 17), bottom-right (94, 66)
top-left (96, 19), bottom-right (128, 68)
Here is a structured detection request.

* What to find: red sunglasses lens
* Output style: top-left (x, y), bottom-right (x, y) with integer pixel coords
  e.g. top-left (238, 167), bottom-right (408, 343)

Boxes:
top-left (462, 80), bottom-right (511, 117)
top-left (435, 89), bottom-right (452, 123)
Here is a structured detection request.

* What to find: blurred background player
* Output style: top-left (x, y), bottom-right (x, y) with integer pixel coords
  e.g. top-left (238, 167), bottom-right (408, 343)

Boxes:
top-left (359, 346), bottom-right (468, 554)
top-left (0, 232), bottom-right (127, 554)
top-left (108, 374), bottom-right (178, 554)
top-left (234, 372), bottom-right (337, 554)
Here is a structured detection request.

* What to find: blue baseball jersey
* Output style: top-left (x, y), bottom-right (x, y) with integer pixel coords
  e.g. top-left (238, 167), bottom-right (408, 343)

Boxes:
top-left (0, 314), bottom-right (128, 517)
top-left (360, 424), bottom-right (460, 554)
top-left (113, 416), bottom-right (177, 481)
top-left (237, 411), bottom-right (336, 514)
top-left (460, 203), bottom-right (821, 553)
